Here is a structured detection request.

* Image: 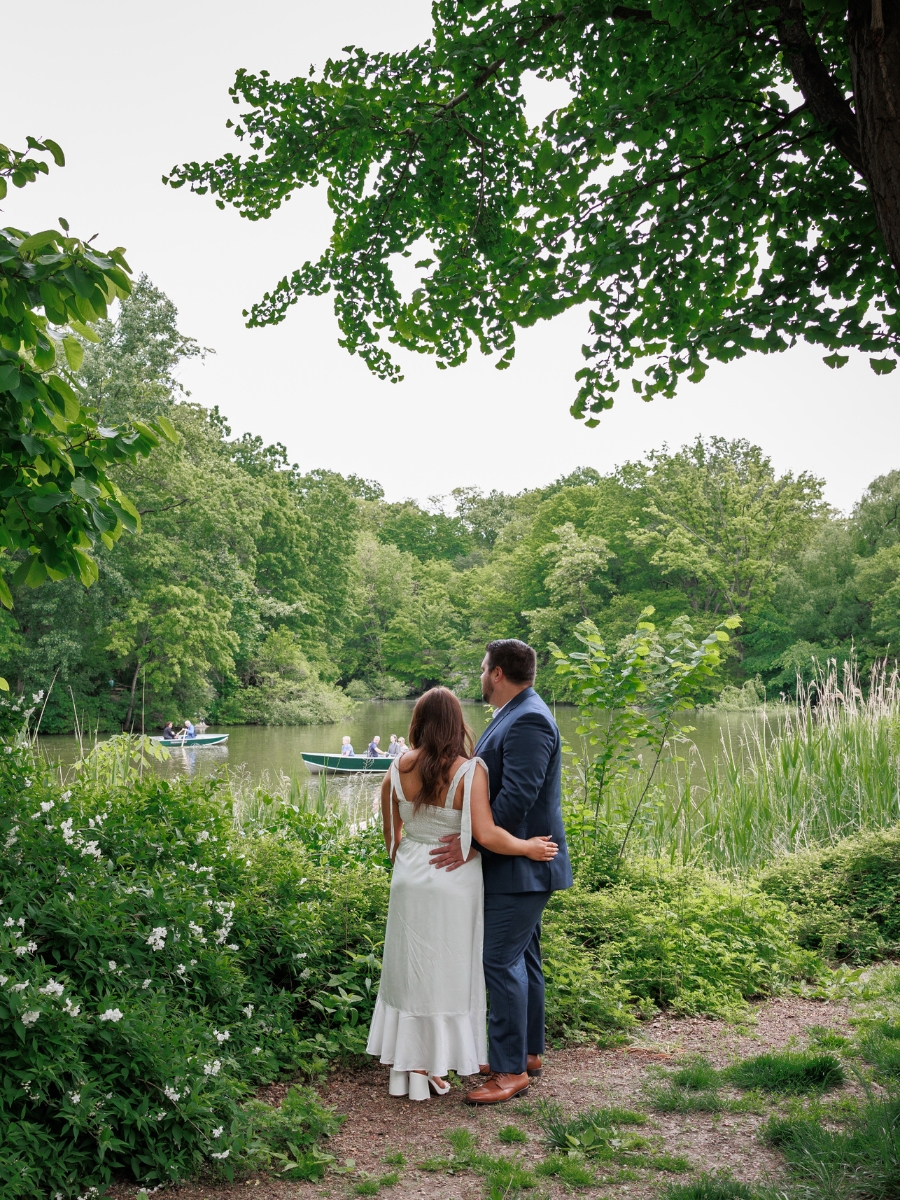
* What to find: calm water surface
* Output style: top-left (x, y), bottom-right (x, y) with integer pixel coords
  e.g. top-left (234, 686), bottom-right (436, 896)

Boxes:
top-left (39, 700), bottom-right (771, 797)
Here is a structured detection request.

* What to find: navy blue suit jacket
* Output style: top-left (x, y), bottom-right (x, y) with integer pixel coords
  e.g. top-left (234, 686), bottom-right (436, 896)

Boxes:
top-left (474, 688), bottom-right (573, 895)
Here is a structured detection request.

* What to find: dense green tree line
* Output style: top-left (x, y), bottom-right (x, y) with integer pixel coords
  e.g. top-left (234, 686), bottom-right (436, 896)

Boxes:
top-left (6, 281), bottom-right (899, 731)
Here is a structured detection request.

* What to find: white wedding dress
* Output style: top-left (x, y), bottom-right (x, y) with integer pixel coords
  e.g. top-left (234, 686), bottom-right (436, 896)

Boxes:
top-left (366, 756), bottom-right (488, 1077)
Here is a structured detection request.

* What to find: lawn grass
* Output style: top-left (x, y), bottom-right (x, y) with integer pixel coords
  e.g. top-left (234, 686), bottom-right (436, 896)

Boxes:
top-left (726, 1050), bottom-right (844, 1094)
top-left (661, 1176), bottom-right (763, 1200)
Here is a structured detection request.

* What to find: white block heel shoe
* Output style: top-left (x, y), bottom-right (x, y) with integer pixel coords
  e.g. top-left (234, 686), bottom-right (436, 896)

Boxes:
top-left (428, 1075), bottom-right (451, 1096)
top-left (388, 1069), bottom-right (409, 1097)
top-left (408, 1071), bottom-right (431, 1101)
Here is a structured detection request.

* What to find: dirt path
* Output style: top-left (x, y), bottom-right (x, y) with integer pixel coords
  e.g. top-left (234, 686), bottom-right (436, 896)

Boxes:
top-left (113, 995), bottom-right (852, 1200)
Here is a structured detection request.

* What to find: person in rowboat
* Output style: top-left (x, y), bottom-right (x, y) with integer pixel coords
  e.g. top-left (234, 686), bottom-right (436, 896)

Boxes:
top-left (367, 735), bottom-right (383, 757)
top-left (173, 720), bottom-right (197, 740)
top-left (162, 722), bottom-right (176, 740)
top-left (341, 736), bottom-right (355, 756)
top-left (386, 735), bottom-right (402, 757)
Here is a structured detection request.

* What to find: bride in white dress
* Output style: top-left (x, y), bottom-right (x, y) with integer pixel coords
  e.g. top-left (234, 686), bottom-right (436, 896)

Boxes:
top-left (366, 687), bottom-right (558, 1101)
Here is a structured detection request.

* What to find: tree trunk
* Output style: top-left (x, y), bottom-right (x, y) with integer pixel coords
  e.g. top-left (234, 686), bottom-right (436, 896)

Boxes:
top-left (848, 0), bottom-right (900, 278)
top-left (123, 660), bottom-right (141, 733)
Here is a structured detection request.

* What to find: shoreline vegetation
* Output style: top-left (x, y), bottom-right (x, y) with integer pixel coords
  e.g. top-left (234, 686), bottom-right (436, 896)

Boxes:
top-left (8, 280), bottom-right (900, 736)
top-left (4, 655), bottom-right (900, 1196)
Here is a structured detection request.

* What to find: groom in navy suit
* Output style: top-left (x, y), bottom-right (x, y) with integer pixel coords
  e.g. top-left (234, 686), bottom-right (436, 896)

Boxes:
top-left (430, 638), bottom-right (572, 1104)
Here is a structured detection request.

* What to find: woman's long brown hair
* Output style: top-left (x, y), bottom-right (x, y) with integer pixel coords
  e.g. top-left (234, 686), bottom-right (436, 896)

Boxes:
top-left (402, 687), bottom-right (473, 809)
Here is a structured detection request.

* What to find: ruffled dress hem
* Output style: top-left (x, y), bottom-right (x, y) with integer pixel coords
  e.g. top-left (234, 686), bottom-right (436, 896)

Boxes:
top-left (366, 995), bottom-right (486, 1077)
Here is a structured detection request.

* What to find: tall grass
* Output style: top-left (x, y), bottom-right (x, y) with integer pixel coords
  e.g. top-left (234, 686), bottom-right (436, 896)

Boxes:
top-left (225, 763), bottom-right (378, 834)
top-left (588, 663), bottom-right (900, 872)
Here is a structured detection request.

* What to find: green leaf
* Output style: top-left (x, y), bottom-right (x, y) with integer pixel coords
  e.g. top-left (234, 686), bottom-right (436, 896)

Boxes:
top-left (62, 336), bottom-right (84, 371)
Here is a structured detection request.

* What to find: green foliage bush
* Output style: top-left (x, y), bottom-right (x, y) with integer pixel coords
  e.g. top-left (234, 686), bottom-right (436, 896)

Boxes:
top-left (758, 826), bottom-right (900, 961)
top-left (545, 863), bottom-right (817, 1024)
top-left (0, 745), bottom-right (385, 1197)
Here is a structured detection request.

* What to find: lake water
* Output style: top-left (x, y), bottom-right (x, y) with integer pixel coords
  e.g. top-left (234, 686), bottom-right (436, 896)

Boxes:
top-left (38, 699), bottom-right (769, 796)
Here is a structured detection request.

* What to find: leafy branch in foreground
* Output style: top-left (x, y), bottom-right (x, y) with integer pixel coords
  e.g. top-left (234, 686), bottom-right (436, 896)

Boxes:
top-left (168, 0), bottom-right (900, 421)
top-left (0, 136), bottom-right (175, 607)
top-left (550, 608), bottom-right (740, 856)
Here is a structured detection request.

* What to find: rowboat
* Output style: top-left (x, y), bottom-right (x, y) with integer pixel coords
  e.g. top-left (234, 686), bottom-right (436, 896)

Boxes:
top-left (301, 751), bottom-right (390, 775)
top-left (157, 734), bottom-right (229, 747)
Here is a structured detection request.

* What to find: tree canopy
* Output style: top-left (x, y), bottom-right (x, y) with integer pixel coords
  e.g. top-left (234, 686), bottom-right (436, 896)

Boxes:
top-left (0, 136), bottom-right (171, 606)
top-left (169, 0), bottom-right (900, 422)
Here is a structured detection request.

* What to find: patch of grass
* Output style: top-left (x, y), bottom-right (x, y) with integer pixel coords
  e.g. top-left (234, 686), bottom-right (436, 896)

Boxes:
top-left (382, 1150), bottom-right (405, 1165)
top-left (669, 1057), bottom-right (721, 1090)
top-left (445, 1127), bottom-right (479, 1158)
top-left (761, 1094), bottom-right (900, 1200)
top-left (726, 1050), bottom-right (844, 1094)
top-left (807, 1025), bottom-right (852, 1051)
top-left (645, 1083), bottom-right (724, 1113)
top-left (536, 1155), bottom-right (597, 1186)
top-left (480, 1157), bottom-right (537, 1190)
top-left (498, 1125), bottom-right (529, 1144)
top-left (353, 1184), bottom-right (380, 1197)
top-left (535, 1098), bottom-right (646, 1152)
top-left (416, 1157), bottom-right (453, 1172)
top-left (661, 1176), bottom-right (762, 1200)
top-left (643, 1153), bottom-right (693, 1173)
top-left (857, 1021), bottom-right (900, 1078)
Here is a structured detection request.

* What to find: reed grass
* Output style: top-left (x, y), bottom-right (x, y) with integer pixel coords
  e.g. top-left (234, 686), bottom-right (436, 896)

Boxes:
top-left (587, 662), bottom-right (900, 872)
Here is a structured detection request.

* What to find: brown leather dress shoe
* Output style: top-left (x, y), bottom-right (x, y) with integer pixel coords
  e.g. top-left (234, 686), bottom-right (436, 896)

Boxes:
top-left (478, 1064), bottom-right (491, 1075)
top-left (526, 1054), bottom-right (543, 1078)
top-left (465, 1072), bottom-right (530, 1105)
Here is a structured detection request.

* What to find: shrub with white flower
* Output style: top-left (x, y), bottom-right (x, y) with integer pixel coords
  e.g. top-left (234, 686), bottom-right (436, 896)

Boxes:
top-left (38, 980), bottom-right (64, 997)
top-left (213, 1029), bottom-right (230, 1043)
top-left (98, 1008), bottom-right (123, 1022)
top-left (21, 1010), bottom-right (40, 1026)
top-left (212, 1125), bottom-right (224, 1138)
top-left (146, 926), bottom-right (167, 951)
top-left (163, 1086), bottom-right (181, 1103)
top-left (203, 1059), bottom-right (222, 1076)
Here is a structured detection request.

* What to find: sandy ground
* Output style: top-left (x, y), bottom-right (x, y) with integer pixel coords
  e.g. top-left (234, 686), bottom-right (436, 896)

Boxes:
top-left (111, 995), bottom-right (853, 1200)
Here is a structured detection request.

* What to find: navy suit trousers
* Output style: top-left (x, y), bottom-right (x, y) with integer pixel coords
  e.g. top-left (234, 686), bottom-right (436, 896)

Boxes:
top-left (483, 890), bottom-right (551, 1074)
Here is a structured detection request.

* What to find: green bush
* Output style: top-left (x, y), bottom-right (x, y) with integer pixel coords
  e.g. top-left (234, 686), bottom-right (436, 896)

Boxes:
top-left (0, 745), bottom-right (386, 1197)
top-left (545, 862), bottom-right (817, 1023)
top-left (758, 826), bottom-right (900, 961)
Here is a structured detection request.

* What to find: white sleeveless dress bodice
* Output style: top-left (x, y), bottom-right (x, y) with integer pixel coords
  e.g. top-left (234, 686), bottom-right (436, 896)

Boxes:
top-left (366, 756), bottom-right (488, 1076)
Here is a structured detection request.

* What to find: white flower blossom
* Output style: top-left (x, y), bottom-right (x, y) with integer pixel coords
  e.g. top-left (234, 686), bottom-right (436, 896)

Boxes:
top-left (176, 964), bottom-right (186, 977)
top-left (107, 961), bottom-right (116, 972)
top-left (14, 942), bottom-right (36, 957)
top-left (213, 1029), bottom-right (230, 1043)
top-left (3, 917), bottom-right (13, 927)
top-left (99, 1008), bottom-right (123, 1022)
top-left (3, 827), bottom-right (17, 849)
top-left (251, 1047), bottom-right (262, 1055)
top-left (154, 1110), bottom-right (166, 1121)
top-left (0, 975), bottom-right (7, 986)
top-left (212, 1125), bottom-right (224, 1138)
top-left (16, 917), bottom-right (25, 927)
top-left (40, 801), bottom-right (53, 813)
top-left (80, 841), bottom-right (101, 859)
top-left (142, 979), bottom-right (152, 989)
top-left (69, 1091), bottom-right (80, 1105)
top-left (300, 968), bottom-right (311, 979)
top-left (242, 1005), bottom-right (254, 1018)
top-left (195, 830), bottom-right (210, 842)
top-left (226, 944), bottom-right (239, 952)
top-left (146, 927), bottom-right (167, 951)
top-left (21, 1010), bottom-right (40, 1026)
top-left (11, 982), bottom-right (28, 992)
top-left (64, 998), bottom-right (81, 1017)
top-left (203, 1059), bottom-right (221, 1076)
top-left (163, 1086), bottom-right (181, 1103)
top-left (38, 980), bottom-right (64, 997)
top-left (210, 1149), bottom-right (230, 1160)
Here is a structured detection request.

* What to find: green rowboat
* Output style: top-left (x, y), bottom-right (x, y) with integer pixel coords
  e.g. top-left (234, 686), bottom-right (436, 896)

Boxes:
top-left (301, 752), bottom-right (390, 774)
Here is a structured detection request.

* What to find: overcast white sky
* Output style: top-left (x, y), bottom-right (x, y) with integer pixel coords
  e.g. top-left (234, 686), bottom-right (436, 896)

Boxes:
top-left (4, 0), bottom-right (897, 513)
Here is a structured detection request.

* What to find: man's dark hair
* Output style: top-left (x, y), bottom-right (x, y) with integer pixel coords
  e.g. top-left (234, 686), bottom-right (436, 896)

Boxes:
top-left (485, 639), bottom-right (536, 685)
